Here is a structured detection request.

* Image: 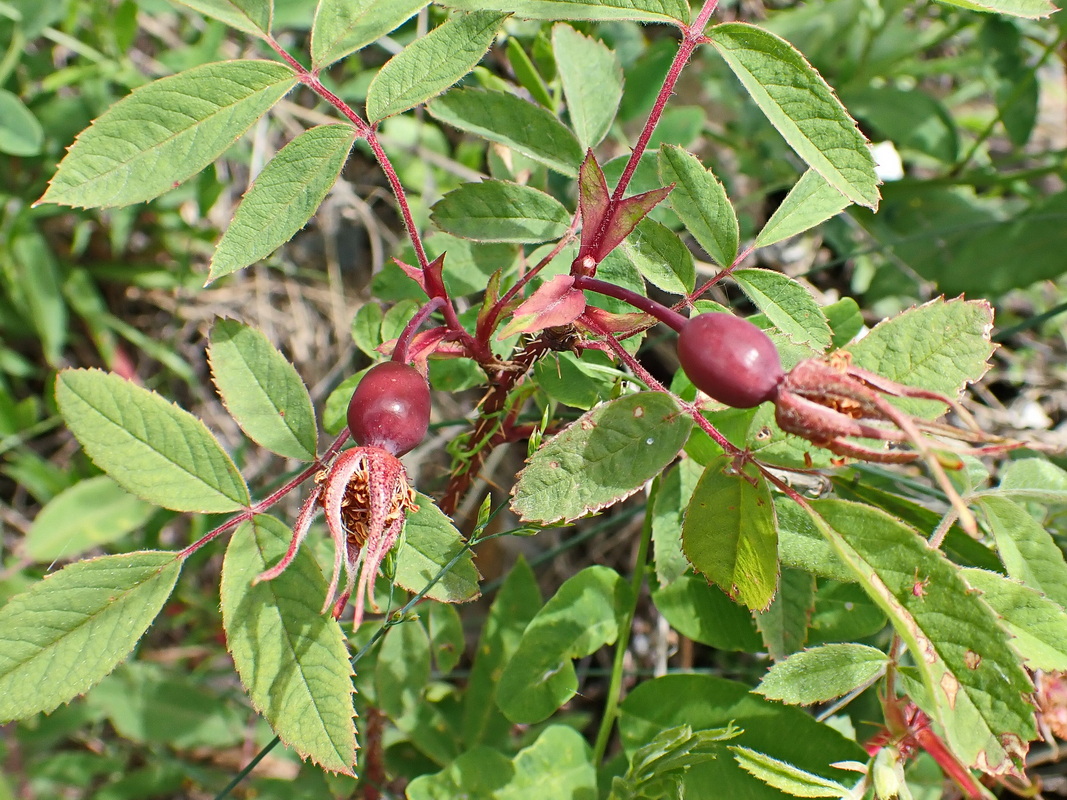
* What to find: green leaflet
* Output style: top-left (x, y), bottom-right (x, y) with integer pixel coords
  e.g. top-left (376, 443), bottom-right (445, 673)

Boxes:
top-left (209, 124), bottom-right (355, 281)
top-left (806, 499), bottom-right (1035, 774)
top-left (756, 643), bottom-right (888, 705)
top-left (0, 88), bottom-right (44, 156)
top-left (682, 455), bottom-right (779, 611)
top-left (24, 476), bottom-right (155, 562)
top-left (57, 369), bottom-right (250, 513)
top-left (311, 0), bottom-right (428, 68)
top-left (39, 60), bottom-right (296, 208)
top-left (553, 23), bottom-right (623, 149)
top-left (755, 169), bottom-right (850, 248)
top-left (934, 0), bottom-right (1055, 17)
top-left (220, 516), bottom-right (356, 775)
top-left (975, 496), bottom-right (1067, 609)
top-left (963, 569), bottom-right (1067, 672)
top-left (171, 0), bottom-right (272, 36)
top-left (438, 0), bottom-right (689, 23)
top-left (430, 180), bottom-right (572, 243)
top-left (618, 218), bottom-right (695, 295)
top-left (733, 268), bottom-right (832, 352)
top-left (845, 296), bottom-right (995, 418)
top-left (366, 10), bottom-right (508, 122)
top-left (730, 748), bottom-right (852, 799)
top-left (428, 87), bottom-right (584, 176)
top-left (496, 566), bottom-right (631, 723)
top-left (657, 144), bottom-right (738, 269)
top-left (394, 494), bottom-right (481, 605)
top-left (0, 551), bottom-right (182, 721)
top-left (208, 319), bottom-right (318, 461)
top-left (511, 392), bottom-right (693, 525)
top-left (706, 23), bottom-right (879, 210)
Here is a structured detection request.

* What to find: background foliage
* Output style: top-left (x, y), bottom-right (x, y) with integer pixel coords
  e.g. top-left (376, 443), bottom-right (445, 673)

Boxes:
top-left (2, 0), bottom-right (1067, 798)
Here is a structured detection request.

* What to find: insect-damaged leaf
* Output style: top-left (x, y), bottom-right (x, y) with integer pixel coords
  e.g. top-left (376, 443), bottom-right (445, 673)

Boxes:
top-left (511, 392), bottom-right (692, 524)
top-left (803, 499), bottom-right (1035, 775)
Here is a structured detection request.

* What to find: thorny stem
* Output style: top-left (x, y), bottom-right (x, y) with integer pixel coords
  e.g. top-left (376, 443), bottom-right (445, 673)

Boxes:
top-left (394, 296), bottom-right (445, 364)
top-left (593, 486), bottom-right (655, 764)
top-left (609, 0), bottom-right (720, 205)
top-left (177, 429), bottom-right (352, 559)
top-left (574, 276), bottom-right (688, 331)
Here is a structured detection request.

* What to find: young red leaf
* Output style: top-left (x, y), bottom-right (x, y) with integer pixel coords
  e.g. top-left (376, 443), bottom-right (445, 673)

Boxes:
top-left (499, 275), bottom-right (586, 339)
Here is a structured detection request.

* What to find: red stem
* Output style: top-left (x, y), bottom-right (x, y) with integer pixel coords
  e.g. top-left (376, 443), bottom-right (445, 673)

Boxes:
top-left (177, 429), bottom-right (352, 559)
top-left (266, 36), bottom-right (430, 270)
top-left (609, 0), bottom-right (720, 205)
top-left (574, 276), bottom-right (688, 331)
top-left (394, 296), bottom-right (446, 364)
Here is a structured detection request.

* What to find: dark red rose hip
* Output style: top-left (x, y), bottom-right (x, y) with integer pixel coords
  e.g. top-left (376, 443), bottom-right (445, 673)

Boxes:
top-left (347, 362), bottom-right (431, 456)
top-left (677, 313), bottom-right (784, 408)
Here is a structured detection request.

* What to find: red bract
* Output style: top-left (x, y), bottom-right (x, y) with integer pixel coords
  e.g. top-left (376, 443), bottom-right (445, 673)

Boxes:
top-left (676, 313), bottom-right (784, 408)
top-left (348, 361), bottom-right (431, 456)
top-left (255, 446), bottom-right (417, 629)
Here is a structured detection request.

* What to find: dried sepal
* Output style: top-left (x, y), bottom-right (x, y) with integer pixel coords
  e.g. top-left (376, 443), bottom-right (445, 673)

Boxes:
top-left (774, 354), bottom-right (1023, 536)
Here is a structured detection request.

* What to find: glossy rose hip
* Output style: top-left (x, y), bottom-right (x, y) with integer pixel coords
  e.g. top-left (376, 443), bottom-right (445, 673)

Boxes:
top-left (347, 362), bottom-right (430, 456)
top-left (677, 313), bottom-right (783, 408)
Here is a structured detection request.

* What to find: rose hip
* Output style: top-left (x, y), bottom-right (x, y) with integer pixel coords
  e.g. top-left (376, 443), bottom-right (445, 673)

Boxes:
top-left (347, 362), bottom-right (431, 456)
top-left (677, 313), bottom-right (783, 408)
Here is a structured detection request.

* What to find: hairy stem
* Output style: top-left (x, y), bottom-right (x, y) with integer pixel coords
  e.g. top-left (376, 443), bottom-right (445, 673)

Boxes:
top-left (574, 276), bottom-right (688, 331)
top-left (178, 429), bottom-right (352, 559)
top-left (609, 0), bottom-right (719, 204)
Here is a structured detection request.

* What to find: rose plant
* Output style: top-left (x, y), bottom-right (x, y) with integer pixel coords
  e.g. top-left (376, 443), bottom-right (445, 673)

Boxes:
top-left (2, 0), bottom-right (1066, 798)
